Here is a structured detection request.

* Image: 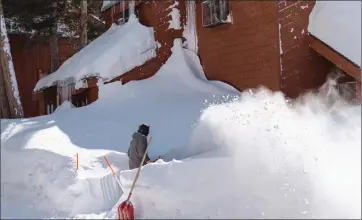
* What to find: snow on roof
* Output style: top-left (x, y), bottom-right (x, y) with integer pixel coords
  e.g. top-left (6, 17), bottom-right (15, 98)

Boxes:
top-left (33, 15), bottom-right (156, 92)
top-left (101, 0), bottom-right (118, 12)
top-left (308, 1), bottom-right (361, 67)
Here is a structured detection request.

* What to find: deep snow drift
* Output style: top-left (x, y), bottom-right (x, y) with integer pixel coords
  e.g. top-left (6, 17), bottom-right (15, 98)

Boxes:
top-left (1, 41), bottom-right (361, 219)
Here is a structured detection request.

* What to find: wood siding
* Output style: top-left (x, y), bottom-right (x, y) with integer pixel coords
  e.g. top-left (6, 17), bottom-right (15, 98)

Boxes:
top-left (31, 0), bottom-right (350, 117)
top-left (309, 34), bottom-right (361, 81)
top-left (278, 0), bottom-right (333, 98)
top-left (194, 1), bottom-right (281, 91)
top-left (104, 1), bottom-right (185, 83)
top-left (32, 0), bottom-right (184, 117)
top-left (9, 34), bottom-right (77, 117)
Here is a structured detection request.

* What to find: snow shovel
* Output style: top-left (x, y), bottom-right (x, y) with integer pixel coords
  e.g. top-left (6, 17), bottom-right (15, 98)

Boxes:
top-left (117, 136), bottom-right (152, 220)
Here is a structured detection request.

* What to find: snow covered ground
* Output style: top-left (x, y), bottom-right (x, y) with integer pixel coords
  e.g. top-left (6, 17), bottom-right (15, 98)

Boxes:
top-left (1, 40), bottom-right (361, 219)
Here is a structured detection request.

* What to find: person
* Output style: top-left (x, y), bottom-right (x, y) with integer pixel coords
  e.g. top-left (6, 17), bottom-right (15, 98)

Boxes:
top-left (127, 124), bottom-right (153, 170)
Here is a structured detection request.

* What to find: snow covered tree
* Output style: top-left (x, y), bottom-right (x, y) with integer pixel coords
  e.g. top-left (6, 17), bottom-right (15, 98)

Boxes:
top-left (3, 0), bottom-right (104, 49)
top-left (0, 0), bottom-right (23, 118)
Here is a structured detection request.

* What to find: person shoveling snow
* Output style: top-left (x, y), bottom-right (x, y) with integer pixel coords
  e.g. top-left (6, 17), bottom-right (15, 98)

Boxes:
top-left (120, 124), bottom-right (161, 220)
top-left (127, 124), bottom-right (160, 170)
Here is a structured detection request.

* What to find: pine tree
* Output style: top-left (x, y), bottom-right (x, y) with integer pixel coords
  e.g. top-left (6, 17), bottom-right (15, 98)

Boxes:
top-left (2, 0), bottom-right (105, 71)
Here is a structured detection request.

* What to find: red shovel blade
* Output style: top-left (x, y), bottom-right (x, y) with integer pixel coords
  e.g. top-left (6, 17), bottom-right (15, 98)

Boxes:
top-left (117, 200), bottom-right (134, 220)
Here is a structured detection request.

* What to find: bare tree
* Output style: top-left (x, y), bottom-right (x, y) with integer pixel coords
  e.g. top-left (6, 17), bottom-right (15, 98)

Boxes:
top-left (80, 0), bottom-right (87, 48)
top-left (50, 1), bottom-right (59, 72)
top-left (0, 0), bottom-right (23, 118)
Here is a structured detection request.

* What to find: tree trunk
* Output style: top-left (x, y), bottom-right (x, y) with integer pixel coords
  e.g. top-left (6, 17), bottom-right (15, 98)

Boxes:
top-left (50, 1), bottom-right (59, 72)
top-left (0, 0), bottom-right (23, 118)
top-left (80, 0), bottom-right (87, 48)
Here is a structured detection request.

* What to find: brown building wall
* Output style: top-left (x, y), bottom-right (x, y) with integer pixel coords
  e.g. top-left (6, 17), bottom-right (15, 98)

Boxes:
top-left (32, 0), bottom-right (343, 117)
top-left (9, 34), bottom-right (78, 117)
top-left (33, 0), bottom-right (183, 117)
top-left (194, 1), bottom-right (281, 91)
top-left (104, 1), bottom-right (185, 83)
top-left (278, 0), bottom-right (333, 98)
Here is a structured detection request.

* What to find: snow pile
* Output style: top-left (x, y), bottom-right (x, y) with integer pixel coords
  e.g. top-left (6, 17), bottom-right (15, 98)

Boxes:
top-left (33, 15), bottom-right (156, 91)
top-left (54, 101), bottom-right (75, 113)
top-left (1, 122), bottom-right (124, 218)
top-left (1, 39), bottom-right (237, 218)
top-left (94, 39), bottom-right (238, 158)
top-left (2, 40), bottom-right (361, 219)
top-left (308, 1), bottom-right (361, 67)
top-left (111, 87), bottom-right (361, 219)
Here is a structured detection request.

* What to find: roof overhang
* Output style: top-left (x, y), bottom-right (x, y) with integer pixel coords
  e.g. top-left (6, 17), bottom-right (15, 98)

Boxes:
top-left (309, 34), bottom-right (361, 82)
top-left (101, 0), bottom-right (143, 13)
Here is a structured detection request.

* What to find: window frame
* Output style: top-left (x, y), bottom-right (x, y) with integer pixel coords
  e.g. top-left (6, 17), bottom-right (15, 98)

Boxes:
top-left (201, 0), bottom-right (231, 28)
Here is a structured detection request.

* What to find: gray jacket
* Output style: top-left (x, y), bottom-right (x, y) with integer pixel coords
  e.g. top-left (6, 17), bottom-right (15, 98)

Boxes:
top-left (127, 132), bottom-right (151, 169)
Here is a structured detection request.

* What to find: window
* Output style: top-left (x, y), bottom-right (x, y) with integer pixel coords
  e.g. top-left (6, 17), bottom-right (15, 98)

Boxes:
top-left (201, 0), bottom-right (231, 28)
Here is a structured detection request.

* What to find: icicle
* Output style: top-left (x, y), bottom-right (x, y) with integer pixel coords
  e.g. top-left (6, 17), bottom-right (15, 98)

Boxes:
top-left (68, 84), bottom-right (72, 101)
top-left (183, 0), bottom-right (198, 52)
top-left (56, 88), bottom-right (60, 107)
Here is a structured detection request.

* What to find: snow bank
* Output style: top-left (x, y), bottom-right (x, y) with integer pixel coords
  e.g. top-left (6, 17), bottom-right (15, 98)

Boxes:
top-left (2, 39), bottom-right (237, 218)
top-left (1, 119), bottom-right (126, 218)
top-left (94, 39), bottom-right (238, 158)
top-left (111, 86), bottom-right (361, 219)
top-left (33, 15), bottom-right (156, 91)
top-left (308, 1), bottom-right (361, 67)
top-left (2, 37), bottom-right (360, 219)
top-left (54, 101), bottom-right (75, 113)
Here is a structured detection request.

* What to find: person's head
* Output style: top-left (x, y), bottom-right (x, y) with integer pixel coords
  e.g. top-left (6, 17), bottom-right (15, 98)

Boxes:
top-left (138, 124), bottom-right (150, 136)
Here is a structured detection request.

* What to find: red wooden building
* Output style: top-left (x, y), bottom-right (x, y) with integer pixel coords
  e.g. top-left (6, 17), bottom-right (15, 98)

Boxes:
top-left (30, 0), bottom-right (361, 117)
top-left (9, 34), bottom-right (77, 117)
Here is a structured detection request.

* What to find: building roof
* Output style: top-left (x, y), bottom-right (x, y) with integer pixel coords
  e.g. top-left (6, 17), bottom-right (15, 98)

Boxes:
top-left (33, 15), bottom-right (156, 92)
top-left (308, 1), bottom-right (361, 67)
top-left (101, 0), bottom-right (118, 12)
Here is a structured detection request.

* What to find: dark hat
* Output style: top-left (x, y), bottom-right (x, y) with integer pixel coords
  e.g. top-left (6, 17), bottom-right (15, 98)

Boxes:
top-left (138, 124), bottom-right (150, 136)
